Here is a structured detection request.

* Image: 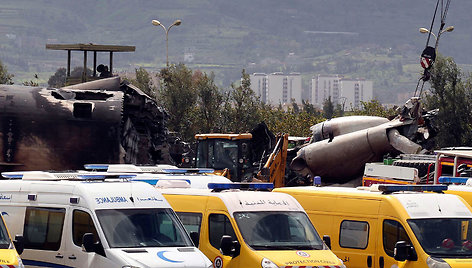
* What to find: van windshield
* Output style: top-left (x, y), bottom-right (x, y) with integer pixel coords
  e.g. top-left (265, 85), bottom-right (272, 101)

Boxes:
top-left (0, 219), bottom-right (11, 249)
top-left (408, 218), bottom-right (472, 257)
top-left (96, 208), bottom-right (193, 248)
top-left (234, 211), bottom-right (324, 250)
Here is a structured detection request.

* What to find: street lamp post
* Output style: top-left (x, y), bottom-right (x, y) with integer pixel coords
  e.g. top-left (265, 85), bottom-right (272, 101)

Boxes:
top-left (419, 26), bottom-right (454, 51)
top-left (151, 19), bottom-right (182, 67)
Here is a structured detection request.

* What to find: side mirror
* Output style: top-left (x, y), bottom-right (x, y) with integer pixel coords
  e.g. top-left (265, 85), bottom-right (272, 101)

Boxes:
top-left (220, 235), bottom-right (240, 258)
top-left (13, 235), bottom-right (24, 255)
top-left (323, 235), bottom-right (331, 249)
top-left (190, 231), bottom-right (200, 247)
top-left (394, 241), bottom-right (417, 261)
top-left (82, 233), bottom-right (95, 253)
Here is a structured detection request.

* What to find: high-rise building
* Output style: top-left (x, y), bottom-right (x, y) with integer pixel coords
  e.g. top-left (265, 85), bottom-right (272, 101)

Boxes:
top-left (250, 73), bottom-right (268, 103)
top-left (250, 72), bottom-right (303, 105)
top-left (311, 74), bottom-right (373, 110)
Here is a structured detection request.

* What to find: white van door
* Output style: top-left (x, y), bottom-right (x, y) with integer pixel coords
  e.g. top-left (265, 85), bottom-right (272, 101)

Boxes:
top-left (63, 208), bottom-right (113, 268)
top-left (20, 207), bottom-right (67, 268)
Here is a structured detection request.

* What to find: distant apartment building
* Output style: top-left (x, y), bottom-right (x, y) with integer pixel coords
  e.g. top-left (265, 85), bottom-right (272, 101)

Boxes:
top-left (250, 72), bottom-right (302, 105)
top-left (312, 74), bottom-right (373, 110)
top-left (250, 73), bottom-right (268, 103)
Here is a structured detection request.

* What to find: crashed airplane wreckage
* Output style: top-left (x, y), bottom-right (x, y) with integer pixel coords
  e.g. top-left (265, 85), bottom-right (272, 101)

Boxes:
top-left (290, 97), bottom-right (438, 184)
top-left (0, 76), bottom-right (169, 172)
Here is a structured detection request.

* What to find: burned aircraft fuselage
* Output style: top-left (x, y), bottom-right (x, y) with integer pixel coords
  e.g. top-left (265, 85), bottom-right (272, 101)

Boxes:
top-left (291, 97), bottom-right (438, 184)
top-left (0, 78), bottom-right (168, 172)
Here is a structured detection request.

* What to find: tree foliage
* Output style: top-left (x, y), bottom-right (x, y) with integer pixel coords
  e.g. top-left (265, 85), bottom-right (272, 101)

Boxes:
top-left (322, 96), bottom-right (334, 119)
top-left (349, 99), bottom-right (396, 118)
top-left (225, 69), bottom-right (262, 133)
top-left (48, 67), bottom-right (66, 88)
top-left (158, 64), bottom-right (198, 141)
top-left (424, 55), bottom-right (472, 148)
top-left (128, 67), bottom-right (157, 98)
top-left (0, 59), bottom-right (13, 85)
top-left (193, 70), bottom-right (225, 133)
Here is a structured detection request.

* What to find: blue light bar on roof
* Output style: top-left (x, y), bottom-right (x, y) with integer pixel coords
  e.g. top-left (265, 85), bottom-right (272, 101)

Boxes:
top-left (78, 174), bottom-right (107, 180)
top-left (162, 168), bottom-right (215, 174)
top-left (438, 176), bottom-right (471, 184)
top-left (132, 178), bottom-right (191, 186)
top-left (377, 184), bottom-right (447, 193)
top-left (118, 174), bottom-right (137, 179)
top-left (208, 182), bottom-right (274, 191)
top-left (83, 164), bottom-right (109, 170)
top-left (1, 172), bottom-right (23, 179)
top-left (79, 174), bottom-right (137, 180)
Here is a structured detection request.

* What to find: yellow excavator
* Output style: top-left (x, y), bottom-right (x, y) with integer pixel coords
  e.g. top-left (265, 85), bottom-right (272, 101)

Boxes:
top-left (192, 125), bottom-right (289, 187)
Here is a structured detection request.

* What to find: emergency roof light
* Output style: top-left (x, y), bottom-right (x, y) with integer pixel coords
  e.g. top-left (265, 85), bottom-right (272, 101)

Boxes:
top-left (373, 184), bottom-right (447, 194)
top-left (83, 164), bottom-right (109, 171)
top-left (162, 168), bottom-right (215, 174)
top-left (1, 171), bottom-right (136, 181)
top-left (83, 164), bottom-right (200, 173)
top-left (132, 177), bottom-right (191, 186)
top-left (438, 176), bottom-right (472, 185)
top-left (154, 180), bottom-right (191, 188)
top-left (208, 182), bottom-right (274, 192)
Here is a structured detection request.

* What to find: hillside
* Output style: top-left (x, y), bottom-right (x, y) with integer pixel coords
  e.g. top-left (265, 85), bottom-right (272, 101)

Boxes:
top-left (0, 0), bottom-right (470, 104)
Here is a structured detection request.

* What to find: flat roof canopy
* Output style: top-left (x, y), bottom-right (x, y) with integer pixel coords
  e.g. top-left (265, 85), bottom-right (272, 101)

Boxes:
top-left (46, 43), bottom-right (135, 84)
top-left (46, 43), bottom-right (135, 52)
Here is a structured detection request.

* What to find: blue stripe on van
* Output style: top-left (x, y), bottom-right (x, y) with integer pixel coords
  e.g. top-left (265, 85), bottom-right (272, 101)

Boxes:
top-left (133, 179), bottom-right (191, 185)
top-left (22, 259), bottom-right (74, 268)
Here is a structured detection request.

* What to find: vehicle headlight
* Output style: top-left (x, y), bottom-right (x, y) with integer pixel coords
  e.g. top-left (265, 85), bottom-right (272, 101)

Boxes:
top-left (261, 257), bottom-right (279, 268)
top-left (427, 256), bottom-right (452, 268)
top-left (17, 257), bottom-right (24, 268)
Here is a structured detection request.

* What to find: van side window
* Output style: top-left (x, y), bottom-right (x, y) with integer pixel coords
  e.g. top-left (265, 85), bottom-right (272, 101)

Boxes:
top-left (209, 214), bottom-right (236, 249)
top-left (176, 212), bottom-right (202, 235)
top-left (383, 219), bottom-right (411, 257)
top-left (73, 210), bottom-right (99, 246)
top-left (24, 207), bottom-right (65, 251)
top-left (339, 220), bottom-right (369, 249)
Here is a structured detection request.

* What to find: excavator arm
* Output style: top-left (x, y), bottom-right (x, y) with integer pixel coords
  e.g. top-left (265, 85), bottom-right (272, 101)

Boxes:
top-left (256, 133), bottom-right (289, 187)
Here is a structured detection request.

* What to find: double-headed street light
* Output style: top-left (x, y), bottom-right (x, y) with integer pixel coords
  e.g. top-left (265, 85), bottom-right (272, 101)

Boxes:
top-left (419, 26), bottom-right (454, 51)
top-left (152, 19), bottom-right (182, 67)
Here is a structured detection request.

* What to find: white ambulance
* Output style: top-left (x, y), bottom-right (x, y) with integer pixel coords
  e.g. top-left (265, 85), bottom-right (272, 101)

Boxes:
top-left (0, 171), bottom-right (213, 268)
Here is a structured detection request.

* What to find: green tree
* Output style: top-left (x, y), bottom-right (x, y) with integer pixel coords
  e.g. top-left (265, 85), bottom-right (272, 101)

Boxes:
top-left (158, 64), bottom-right (197, 142)
top-left (193, 71), bottom-right (226, 133)
top-left (334, 103), bottom-right (344, 117)
top-left (71, 66), bottom-right (92, 77)
top-left (424, 55), bottom-right (472, 148)
top-left (48, 67), bottom-right (66, 88)
top-left (226, 69), bottom-right (262, 133)
top-left (260, 105), bottom-right (324, 137)
top-left (350, 99), bottom-right (395, 118)
top-left (127, 67), bottom-right (157, 98)
top-left (301, 100), bottom-right (318, 116)
top-left (322, 96), bottom-right (334, 119)
top-left (0, 60), bottom-right (13, 85)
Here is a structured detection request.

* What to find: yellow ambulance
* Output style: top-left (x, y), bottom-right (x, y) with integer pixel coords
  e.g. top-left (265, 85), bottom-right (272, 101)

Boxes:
top-left (439, 177), bottom-right (472, 210)
top-left (274, 184), bottom-right (472, 268)
top-left (159, 182), bottom-right (346, 268)
top-left (0, 212), bottom-right (24, 267)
